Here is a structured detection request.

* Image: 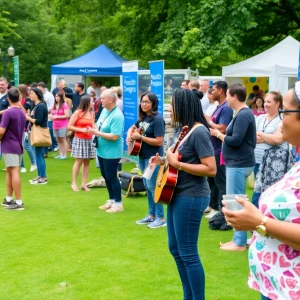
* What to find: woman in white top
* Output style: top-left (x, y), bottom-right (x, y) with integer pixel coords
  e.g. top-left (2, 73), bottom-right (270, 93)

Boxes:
top-left (252, 92), bottom-right (292, 207)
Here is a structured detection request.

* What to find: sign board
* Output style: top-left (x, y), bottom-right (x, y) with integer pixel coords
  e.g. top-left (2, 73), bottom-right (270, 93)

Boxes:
top-left (149, 61), bottom-right (164, 115)
top-left (122, 61), bottom-right (139, 160)
top-left (13, 56), bottom-right (19, 87)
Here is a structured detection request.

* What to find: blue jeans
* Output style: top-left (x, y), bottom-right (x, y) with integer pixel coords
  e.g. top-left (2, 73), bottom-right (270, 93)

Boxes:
top-left (139, 158), bottom-right (164, 219)
top-left (98, 156), bottom-right (121, 203)
top-left (44, 121), bottom-right (57, 154)
top-left (35, 146), bottom-right (47, 178)
top-left (21, 133), bottom-right (36, 168)
top-left (226, 167), bottom-right (253, 247)
top-left (261, 295), bottom-right (271, 300)
top-left (252, 163), bottom-right (261, 208)
top-left (168, 195), bottom-right (209, 300)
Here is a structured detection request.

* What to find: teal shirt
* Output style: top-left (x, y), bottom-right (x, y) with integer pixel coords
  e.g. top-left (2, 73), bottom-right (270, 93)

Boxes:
top-left (96, 107), bottom-right (124, 159)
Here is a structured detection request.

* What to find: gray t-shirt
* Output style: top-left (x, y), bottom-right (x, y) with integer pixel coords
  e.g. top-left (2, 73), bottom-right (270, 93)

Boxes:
top-left (174, 125), bottom-right (214, 197)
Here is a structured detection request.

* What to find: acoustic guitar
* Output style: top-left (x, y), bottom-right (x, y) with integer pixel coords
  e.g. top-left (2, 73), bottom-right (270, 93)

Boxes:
top-left (154, 126), bottom-right (189, 205)
top-left (127, 127), bottom-right (144, 156)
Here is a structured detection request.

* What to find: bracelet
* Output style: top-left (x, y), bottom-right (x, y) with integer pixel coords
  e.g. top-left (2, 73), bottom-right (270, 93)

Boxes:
top-left (140, 135), bottom-right (143, 140)
top-left (179, 162), bottom-right (183, 170)
top-left (217, 132), bottom-right (221, 139)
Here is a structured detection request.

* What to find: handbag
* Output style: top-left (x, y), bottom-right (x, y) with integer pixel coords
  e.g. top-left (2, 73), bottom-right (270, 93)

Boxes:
top-left (66, 129), bottom-right (75, 139)
top-left (30, 124), bottom-right (52, 147)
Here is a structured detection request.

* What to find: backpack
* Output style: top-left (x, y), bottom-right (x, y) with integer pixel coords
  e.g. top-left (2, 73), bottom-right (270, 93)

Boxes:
top-left (208, 212), bottom-right (232, 231)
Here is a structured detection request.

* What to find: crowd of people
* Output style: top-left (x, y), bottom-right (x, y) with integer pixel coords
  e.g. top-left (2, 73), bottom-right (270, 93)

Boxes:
top-left (0, 74), bottom-right (300, 300)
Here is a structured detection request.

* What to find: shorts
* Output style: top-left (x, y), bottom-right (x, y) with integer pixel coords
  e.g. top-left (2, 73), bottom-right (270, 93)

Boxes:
top-left (53, 128), bottom-right (67, 138)
top-left (3, 154), bottom-right (22, 167)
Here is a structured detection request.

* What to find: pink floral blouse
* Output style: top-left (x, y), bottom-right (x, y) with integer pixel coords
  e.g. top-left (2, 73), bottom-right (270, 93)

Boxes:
top-left (248, 162), bottom-right (300, 300)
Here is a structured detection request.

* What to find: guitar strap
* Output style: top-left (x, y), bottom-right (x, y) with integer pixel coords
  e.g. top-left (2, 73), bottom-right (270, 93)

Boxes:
top-left (178, 123), bottom-right (203, 149)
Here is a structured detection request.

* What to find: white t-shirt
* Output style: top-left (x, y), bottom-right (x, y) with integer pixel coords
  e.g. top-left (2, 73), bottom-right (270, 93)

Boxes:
top-left (205, 101), bottom-right (219, 116)
top-left (201, 93), bottom-right (210, 112)
top-left (254, 114), bottom-right (287, 164)
top-left (87, 86), bottom-right (101, 98)
top-left (43, 90), bottom-right (54, 112)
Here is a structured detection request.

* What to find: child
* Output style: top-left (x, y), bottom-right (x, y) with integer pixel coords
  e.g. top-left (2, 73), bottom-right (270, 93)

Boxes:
top-left (0, 88), bottom-right (26, 210)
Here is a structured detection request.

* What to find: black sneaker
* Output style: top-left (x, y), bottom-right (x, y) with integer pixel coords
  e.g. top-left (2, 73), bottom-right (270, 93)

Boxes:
top-left (5, 203), bottom-right (24, 210)
top-left (1, 199), bottom-right (16, 207)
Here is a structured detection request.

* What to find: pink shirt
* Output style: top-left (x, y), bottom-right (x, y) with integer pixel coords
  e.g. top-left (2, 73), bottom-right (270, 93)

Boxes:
top-left (248, 162), bottom-right (300, 299)
top-left (52, 103), bottom-right (69, 130)
top-left (252, 108), bottom-right (266, 117)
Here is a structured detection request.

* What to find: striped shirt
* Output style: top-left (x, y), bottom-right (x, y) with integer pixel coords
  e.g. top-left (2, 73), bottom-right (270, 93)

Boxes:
top-left (254, 114), bottom-right (287, 164)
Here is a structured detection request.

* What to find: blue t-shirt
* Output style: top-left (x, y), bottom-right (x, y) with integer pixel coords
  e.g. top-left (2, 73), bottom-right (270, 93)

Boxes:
top-left (135, 114), bottom-right (165, 159)
top-left (210, 101), bottom-right (233, 155)
top-left (96, 107), bottom-right (124, 159)
top-left (222, 107), bottom-right (256, 168)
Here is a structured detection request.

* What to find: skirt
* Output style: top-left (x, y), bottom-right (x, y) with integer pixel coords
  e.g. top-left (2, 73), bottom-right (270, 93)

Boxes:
top-left (71, 137), bottom-right (95, 159)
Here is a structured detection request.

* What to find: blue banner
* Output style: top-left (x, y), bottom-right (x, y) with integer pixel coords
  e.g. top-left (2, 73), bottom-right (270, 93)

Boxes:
top-left (149, 61), bottom-right (164, 115)
top-left (122, 62), bottom-right (139, 155)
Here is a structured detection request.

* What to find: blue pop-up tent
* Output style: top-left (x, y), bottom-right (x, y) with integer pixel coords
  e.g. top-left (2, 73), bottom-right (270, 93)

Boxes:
top-left (51, 44), bottom-right (127, 76)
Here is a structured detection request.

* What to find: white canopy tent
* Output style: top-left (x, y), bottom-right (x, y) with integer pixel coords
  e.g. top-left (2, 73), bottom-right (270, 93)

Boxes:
top-left (222, 36), bottom-right (300, 94)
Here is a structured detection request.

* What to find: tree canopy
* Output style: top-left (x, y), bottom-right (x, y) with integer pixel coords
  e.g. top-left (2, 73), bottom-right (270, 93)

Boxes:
top-left (0, 0), bottom-right (299, 84)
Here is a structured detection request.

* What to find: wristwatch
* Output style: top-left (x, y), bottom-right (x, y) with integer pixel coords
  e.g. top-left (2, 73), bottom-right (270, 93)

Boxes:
top-left (256, 216), bottom-right (269, 236)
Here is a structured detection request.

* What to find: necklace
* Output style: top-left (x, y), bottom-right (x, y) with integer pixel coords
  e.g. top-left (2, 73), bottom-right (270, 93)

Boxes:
top-left (262, 114), bottom-right (279, 132)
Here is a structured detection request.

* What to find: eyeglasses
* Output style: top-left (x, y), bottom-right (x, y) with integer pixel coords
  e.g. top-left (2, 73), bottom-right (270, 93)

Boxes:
top-left (141, 101), bottom-right (152, 105)
top-left (278, 108), bottom-right (300, 120)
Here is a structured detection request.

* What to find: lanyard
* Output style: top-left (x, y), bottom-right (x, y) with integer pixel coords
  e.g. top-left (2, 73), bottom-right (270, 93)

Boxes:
top-left (262, 115), bottom-right (278, 132)
top-left (97, 106), bottom-right (117, 131)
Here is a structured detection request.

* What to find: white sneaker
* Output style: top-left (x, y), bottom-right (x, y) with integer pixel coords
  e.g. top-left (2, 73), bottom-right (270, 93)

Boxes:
top-left (53, 147), bottom-right (59, 152)
top-left (204, 206), bottom-right (212, 214)
top-left (20, 167), bottom-right (27, 173)
top-left (30, 165), bottom-right (37, 172)
top-left (106, 203), bottom-right (124, 213)
top-left (205, 209), bottom-right (219, 219)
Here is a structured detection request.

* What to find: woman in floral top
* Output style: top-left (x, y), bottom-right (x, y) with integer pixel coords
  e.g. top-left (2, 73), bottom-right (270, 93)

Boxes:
top-left (223, 81), bottom-right (300, 300)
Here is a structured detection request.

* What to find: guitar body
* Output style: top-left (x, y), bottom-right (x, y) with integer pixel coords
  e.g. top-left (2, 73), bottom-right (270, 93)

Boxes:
top-left (128, 139), bottom-right (142, 156)
top-left (154, 162), bottom-right (180, 205)
top-left (154, 126), bottom-right (189, 205)
top-left (127, 127), bottom-right (144, 156)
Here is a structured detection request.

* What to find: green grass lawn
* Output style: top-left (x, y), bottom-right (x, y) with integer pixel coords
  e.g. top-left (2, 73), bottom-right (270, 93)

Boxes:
top-left (0, 154), bottom-right (259, 300)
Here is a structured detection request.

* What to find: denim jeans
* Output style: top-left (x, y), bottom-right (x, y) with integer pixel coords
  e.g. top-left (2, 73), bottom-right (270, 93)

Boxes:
top-left (253, 163), bottom-right (260, 179)
top-left (226, 167), bottom-right (254, 247)
top-left (252, 163), bottom-right (261, 208)
top-left (209, 155), bottom-right (226, 211)
top-left (168, 195), bottom-right (209, 300)
top-left (35, 146), bottom-right (47, 178)
top-left (139, 158), bottom-right (164, 219)
top-left (21, 133), bottom-right (36, 167)
top-left (98, 156), bottom-right (121, 203)
top-left (44, 121), bottom-right (57, 154)
top-left (261, 295), bottom-right (271, 300)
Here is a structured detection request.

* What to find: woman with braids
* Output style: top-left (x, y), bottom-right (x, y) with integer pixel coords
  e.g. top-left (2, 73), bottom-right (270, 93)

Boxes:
top-left (126, 91), bottom-right (166, 228)
top-left (150, 89), bottom-right (216, 299)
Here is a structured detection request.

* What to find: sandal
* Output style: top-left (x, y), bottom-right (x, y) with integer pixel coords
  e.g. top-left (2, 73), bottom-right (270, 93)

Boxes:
top-left (81, 185), bottom-right (91, 192)
top-left (71, 184), bottom-right (80, 192)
